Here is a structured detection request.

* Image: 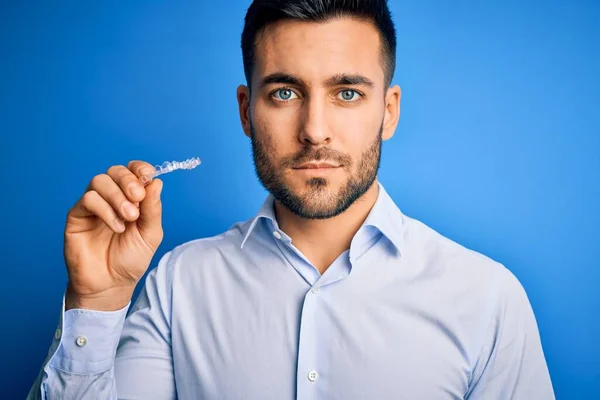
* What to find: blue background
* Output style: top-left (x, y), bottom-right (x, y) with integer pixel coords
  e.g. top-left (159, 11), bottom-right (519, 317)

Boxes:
top-left (1, 1), bottom-right (598, 398)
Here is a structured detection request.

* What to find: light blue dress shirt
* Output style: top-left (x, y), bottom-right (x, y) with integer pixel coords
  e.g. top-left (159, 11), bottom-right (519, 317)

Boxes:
top-left (27, 183), bottom-right (554, 399)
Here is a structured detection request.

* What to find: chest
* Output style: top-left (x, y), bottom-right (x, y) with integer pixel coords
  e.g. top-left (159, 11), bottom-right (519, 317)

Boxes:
top-left (170, 277), bottom-right (472, 399)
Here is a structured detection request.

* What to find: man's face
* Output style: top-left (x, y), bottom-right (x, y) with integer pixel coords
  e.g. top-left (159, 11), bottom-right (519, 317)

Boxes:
top-left (240, 17), bottom-right (400, 219)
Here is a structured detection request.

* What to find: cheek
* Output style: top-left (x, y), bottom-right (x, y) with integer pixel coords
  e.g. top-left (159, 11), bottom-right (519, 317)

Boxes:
top-left (253, 103), bottom-right (300, 155)
top-left (331, 104), bottom-right (383, 151)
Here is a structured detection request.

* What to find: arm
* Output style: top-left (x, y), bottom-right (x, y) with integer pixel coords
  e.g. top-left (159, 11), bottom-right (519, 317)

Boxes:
top-left (465, 269), bottom-right (555, 399)
top-left (26, 250), bottom-right (176, 400)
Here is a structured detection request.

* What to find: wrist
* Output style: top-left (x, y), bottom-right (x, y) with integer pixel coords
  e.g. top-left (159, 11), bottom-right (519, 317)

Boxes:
top-left (65, 284), bottom-right (134, 312)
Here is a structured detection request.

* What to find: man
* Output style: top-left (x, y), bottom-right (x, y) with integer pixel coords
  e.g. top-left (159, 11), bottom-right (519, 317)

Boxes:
top-left (28, 0), bottom-right (555, 398)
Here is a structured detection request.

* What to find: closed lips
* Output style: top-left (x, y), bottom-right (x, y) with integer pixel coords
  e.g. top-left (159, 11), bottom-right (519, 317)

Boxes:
top-left (293, 163), bottom-right (340, 169)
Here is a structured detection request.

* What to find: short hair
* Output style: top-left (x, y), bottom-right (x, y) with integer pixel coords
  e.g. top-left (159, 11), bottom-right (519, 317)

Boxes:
top-left (241, 0), bottom-right (397, 89)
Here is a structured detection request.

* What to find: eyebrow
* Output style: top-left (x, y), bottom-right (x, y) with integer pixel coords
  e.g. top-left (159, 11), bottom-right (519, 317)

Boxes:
top-left (325, 73), bottom-right (375, 88)
top-left (259, 73), bottom-right (375, 89)
top-left (260, 73), bottom-right (307, 88)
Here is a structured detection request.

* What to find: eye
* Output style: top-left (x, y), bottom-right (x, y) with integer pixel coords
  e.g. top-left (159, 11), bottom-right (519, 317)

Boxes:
top-left (338, 89), bottom-right (361, 102)
top-left (271, 88), bottom-right (298, 101)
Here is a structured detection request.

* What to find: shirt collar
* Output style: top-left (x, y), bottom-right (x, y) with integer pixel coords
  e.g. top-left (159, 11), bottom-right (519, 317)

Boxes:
top-left (240, 181), bottom-right (405, 256)
top-left (240, 193), bottom-right (277, 249)
top-left (358, 181), bottom-right (405, 256)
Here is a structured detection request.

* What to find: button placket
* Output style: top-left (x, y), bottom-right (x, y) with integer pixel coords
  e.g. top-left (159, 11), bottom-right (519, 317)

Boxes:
top-left (296, 287), bottom-right (320, 398)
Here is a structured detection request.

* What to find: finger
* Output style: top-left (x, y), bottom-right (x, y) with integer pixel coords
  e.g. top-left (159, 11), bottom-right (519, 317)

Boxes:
top-left (127, 160), bottom-right (157, 187)
top-left (137, 178), bottom-right (163, 248)
top-left (70, 190), bottom-right (126, 233)
top-left (106, 165), bottom-right (146, 204)
top-left (127, 160), bottom-right (155, 179)
top-left (87, 173), bottom-right (140, 222)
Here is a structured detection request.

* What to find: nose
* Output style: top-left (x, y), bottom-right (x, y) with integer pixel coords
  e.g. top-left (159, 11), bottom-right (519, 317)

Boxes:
top-left (298, 96), bottom-right (331, 146)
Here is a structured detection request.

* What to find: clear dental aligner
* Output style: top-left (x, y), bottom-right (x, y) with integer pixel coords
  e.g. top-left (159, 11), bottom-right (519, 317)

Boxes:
top-left (139, 157), bottom-right (201, 185)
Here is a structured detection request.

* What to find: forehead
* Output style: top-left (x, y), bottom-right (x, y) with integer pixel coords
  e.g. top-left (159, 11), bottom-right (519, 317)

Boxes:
top-left (253, 17), bottom-right (384, 87)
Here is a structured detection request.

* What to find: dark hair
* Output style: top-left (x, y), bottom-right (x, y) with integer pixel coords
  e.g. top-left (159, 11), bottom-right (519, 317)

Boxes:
top-left (241, 0), bottom-right (396, 89)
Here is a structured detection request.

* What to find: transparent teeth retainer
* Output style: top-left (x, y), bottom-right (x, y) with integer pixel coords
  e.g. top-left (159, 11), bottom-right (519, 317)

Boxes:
top-left (139, 157), bottom-right (201, 186)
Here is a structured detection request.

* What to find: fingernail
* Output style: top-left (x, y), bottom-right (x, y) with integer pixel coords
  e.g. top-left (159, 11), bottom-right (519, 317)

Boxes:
top-left (131, 184), bottom-right (144, 197)
top-left (123, 201), bottom-right (137, 218)
top-left (155, 183), bottom-right (163, 199)
top-left (113, 218), bottom-right (125, 232)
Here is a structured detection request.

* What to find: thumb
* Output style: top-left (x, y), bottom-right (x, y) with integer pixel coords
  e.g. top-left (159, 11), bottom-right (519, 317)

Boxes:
top-left (137, 178), bottom-right (163, 248)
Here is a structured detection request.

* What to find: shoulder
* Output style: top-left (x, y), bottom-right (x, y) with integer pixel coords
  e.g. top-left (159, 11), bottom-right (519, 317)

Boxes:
top-left (401, 213), bottom-right (526, 301)
top-left (163, 218), bottom-right (254, 268)
top-left (143, 217), bottom-right (255, 283)
top-left (400, 214), bottom-right (538, 346)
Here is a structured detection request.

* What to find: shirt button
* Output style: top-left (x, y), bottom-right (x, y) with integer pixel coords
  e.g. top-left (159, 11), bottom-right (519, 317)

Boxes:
top-left (272, 231), bottom-right (282, 240)
top-left (311, 286), bottom-right (321, 294)
top-left (307, 370), bottom-right (319, 382)
top-left (76, 336), bottom-right (88, 347)
top-left (54, 328), bottom-right (61, 340)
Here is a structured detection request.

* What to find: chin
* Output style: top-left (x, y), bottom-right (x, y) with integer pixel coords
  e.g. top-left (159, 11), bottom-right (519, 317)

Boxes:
top-left (288, 178), bottom-right (344, 217)
top-left (296, 177), bottom-right (337, 196)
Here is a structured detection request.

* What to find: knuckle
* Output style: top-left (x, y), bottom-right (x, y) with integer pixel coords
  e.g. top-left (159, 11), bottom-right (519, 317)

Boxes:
top-left (127, 160), bottom-right (142, 170)
top-left (135, 162), bottom-right (154, 177)
top-left (106, 165), bottom-right (125, 175)
top-left (81, 189), bottom-right (98, 204)
top-left (79, 191), bottom-right (99, 213)
top-left (90, 174), bottom-right (108, 189)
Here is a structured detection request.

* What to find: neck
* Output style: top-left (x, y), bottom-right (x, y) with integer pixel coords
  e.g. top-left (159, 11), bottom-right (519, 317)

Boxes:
top-left (274, 180), bottom-right (380, 274)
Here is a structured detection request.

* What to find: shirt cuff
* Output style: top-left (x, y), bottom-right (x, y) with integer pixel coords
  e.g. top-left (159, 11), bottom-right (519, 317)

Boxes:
top-left (49, 294), bottom-right (130, 374)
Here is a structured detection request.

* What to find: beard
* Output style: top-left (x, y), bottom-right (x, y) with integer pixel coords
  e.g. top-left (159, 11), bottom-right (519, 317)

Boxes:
top-left (250, 121), bottom-right (382, 220)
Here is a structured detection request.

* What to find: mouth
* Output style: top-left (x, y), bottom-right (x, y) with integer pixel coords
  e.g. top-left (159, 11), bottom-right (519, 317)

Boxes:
top-left (292, 162), bottom-right (341, 170)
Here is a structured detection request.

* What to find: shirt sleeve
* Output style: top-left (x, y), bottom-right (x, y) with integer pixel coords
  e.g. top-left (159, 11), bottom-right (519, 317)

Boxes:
top-left (465, 268), bottom-right (556, 400)
top-left (26, 250), bottom-right (176, 400)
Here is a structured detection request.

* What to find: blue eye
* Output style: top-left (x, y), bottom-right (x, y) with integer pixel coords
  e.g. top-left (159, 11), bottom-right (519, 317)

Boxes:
top-left (273, 88), bottom-right (297, 101)
top-left (339, 90), bottom-right (360, 101)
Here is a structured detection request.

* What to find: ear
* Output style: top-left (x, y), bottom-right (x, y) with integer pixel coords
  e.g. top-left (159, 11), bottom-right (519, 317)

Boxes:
top-left (382, 85), bottom-right (401, 141)
top-left (237, 85), bottom-right (251, 138)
